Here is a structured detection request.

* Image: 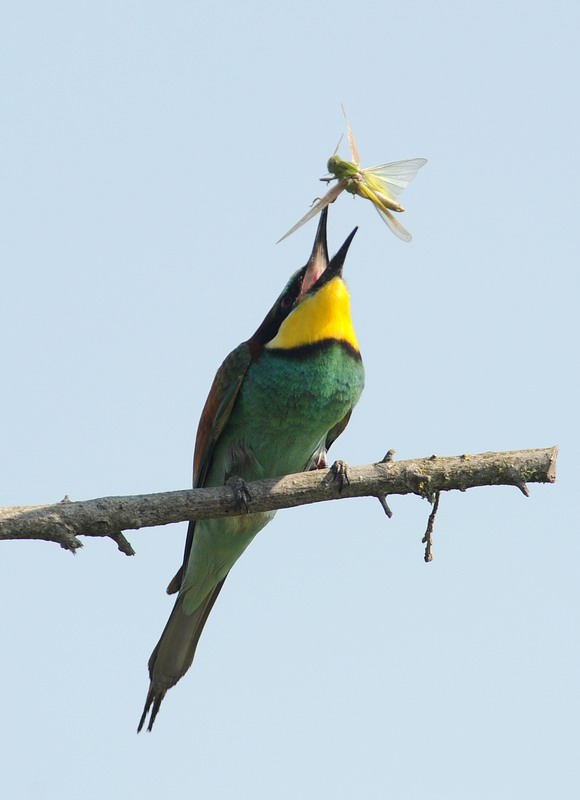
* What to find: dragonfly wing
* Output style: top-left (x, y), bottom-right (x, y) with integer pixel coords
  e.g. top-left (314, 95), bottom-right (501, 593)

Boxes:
top-left (277, 183), bottom-right (344, 243)
top-left (364, 158), bottom-right (427, 202)
top-left (341, 104), bottom-right (360, 165)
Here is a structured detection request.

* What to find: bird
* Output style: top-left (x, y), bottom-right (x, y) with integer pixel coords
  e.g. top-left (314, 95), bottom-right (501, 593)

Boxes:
top-left (138, 208), bottom-right (365, 731)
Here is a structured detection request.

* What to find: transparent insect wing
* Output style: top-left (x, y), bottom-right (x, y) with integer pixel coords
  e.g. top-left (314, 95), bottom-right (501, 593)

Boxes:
top-left (277, 183), bottom-right (344, 243)
top-left (356, 180), bottom-right (413, 242)
top-left (374, 205), bottom-right (413, 242)
top-left (363, 158), bottom-right (427, 201)
top-left (341, 105), bottom-right (360, 165)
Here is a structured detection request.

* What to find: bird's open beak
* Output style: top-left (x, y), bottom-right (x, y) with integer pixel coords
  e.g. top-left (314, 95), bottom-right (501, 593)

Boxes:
top-left (299, 208), bottom-right (329, 299)
top-left (323, 225), bottom-right (358, 282)
top-left (299, 209), bottom-right (357, 300)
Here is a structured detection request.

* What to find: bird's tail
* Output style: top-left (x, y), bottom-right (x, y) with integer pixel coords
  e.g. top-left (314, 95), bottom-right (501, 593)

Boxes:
top-left (137, 578), bottom-right (226, 732)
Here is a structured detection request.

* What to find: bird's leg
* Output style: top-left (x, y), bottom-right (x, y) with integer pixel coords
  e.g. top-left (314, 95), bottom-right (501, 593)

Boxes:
top-left (315, 451), bottom-right (328, 469)
top-left (308, 448), bottom-right (329, 470)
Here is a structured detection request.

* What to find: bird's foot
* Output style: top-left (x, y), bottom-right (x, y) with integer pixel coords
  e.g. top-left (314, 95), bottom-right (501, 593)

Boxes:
top-left (225, 474), bottom-right (252, 512)
top-left (329, 459), bottom-right (350, 493)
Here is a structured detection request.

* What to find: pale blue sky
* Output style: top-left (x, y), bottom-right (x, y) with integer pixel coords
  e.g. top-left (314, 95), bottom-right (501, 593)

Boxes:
top-left (1, 2), bottom-right (579, 798)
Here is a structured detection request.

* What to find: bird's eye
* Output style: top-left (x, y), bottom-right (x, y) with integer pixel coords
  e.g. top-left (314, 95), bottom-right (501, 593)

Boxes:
top-left (280, 295), bottom-right (293, 310)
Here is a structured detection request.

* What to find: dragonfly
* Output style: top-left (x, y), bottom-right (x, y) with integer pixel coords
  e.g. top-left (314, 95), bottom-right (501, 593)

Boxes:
top-left (278, 109), bottom-right (427, 243)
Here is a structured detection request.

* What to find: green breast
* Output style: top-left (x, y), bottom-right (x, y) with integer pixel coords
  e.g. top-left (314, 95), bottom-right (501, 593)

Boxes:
top-left (226, 340), bottom-right (365, 479)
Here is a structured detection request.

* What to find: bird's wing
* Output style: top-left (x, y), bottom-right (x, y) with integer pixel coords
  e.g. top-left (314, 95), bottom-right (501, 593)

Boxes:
top-left (305, 407), bottom-right (355, 471)
top-left (166, 342), bottom-right (253, 595)
top-left (325, 408), bottom-right (354, 452)
top-left (192, 342), bottom-right (253, 488)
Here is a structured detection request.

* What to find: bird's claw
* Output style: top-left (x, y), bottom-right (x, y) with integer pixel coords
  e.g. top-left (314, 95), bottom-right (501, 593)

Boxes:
top-left (329, 459), bottom-right (350, 493)
top-left (225, 475), bottom-right (252, 513)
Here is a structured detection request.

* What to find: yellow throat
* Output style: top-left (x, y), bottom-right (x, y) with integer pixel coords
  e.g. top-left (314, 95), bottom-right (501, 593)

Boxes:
top-left (266, 276), bottom-right (359, 352)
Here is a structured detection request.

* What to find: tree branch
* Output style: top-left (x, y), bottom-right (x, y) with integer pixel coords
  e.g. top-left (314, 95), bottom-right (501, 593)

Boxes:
top-left (0, 446), bottom-right (558, 554)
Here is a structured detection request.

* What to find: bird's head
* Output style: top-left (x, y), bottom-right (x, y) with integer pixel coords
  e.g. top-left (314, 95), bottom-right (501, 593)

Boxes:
top-left (251, 209), bottom-right (359, 353)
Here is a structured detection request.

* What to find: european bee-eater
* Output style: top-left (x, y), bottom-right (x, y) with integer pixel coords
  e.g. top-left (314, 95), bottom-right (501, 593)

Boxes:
top-left (138, 209), bottom-right (365, 731)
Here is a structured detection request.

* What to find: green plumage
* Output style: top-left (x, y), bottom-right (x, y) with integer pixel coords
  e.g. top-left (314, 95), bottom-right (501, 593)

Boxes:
top-left (182, 342), bottom-right (364, 611)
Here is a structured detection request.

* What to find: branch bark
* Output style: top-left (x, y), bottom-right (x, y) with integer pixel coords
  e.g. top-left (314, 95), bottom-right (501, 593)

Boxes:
top-left (0, 446), bottom-right (558, 554)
